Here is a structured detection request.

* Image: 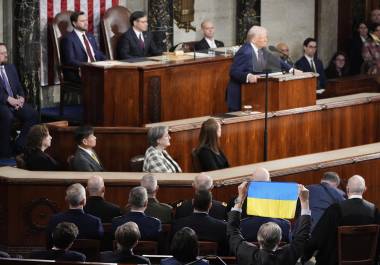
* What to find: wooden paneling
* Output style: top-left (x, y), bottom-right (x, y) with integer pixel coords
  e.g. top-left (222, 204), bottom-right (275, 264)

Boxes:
top-left (48, 93), bottom-right (380, 172)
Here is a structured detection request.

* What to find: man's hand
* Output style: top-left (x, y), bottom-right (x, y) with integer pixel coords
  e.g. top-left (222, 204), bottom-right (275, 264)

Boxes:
top-left (238, 181), bottom-right (248, 200)
top-left (17, 96), bottom-right (25, 108)
top-left (247, 74), bottom-right (258, 83)
top-left (298, 184), bottom-right (310, 211)
top-left (7, 96), bottom-right (21, 109)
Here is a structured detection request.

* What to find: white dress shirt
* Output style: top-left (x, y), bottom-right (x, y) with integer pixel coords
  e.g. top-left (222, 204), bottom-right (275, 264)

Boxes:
top-left (74, 28), bottom-right (95, 62)
top-left (205, 37), bottom-right (217, 49)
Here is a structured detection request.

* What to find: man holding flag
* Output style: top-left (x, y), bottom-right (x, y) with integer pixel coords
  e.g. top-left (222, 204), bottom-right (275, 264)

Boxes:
top-left (227, 181), bottom-right (311, 265)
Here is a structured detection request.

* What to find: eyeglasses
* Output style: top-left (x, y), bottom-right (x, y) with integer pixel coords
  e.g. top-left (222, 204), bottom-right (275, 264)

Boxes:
top-left (307, 45), bottom-right (317, 49)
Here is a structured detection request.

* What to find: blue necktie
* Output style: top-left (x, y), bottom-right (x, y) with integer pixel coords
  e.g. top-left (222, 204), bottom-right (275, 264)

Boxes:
top-left (0, 66), bottom-right (14, 97)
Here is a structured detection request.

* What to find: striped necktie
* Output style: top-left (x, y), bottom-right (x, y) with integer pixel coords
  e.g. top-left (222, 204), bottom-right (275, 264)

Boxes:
top-left (0, 66), bottom-right (14, 97)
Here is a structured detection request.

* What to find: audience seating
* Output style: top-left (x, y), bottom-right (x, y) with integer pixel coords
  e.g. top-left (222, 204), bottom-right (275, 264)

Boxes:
top-left (129, 155), bottom-right (144, 172)
top-left (337, 224), bottom-right (379, 265)
top-left (71, 239), bottom-right (100, 262)
top-left (198, 241), bottom-right (218, 256)
top-left (0, 259), bottom-right (111, 265)
top-left (112, 240), bottom-right (158, 255)
top-left (15, 154), bottom-right (26, 169)
top-left (191, 149), bottom-right (202, 172)
top-left (51, 10), bottom-right (81, 116)
top-left (101, 223), bottom-right (113, 251)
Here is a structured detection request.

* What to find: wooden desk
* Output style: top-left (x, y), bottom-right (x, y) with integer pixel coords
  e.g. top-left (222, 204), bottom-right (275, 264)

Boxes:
top-left (2, 143), bottom-right (380, 250)
top-left (319, 74), bottom-right (379, 99)
top-left (241, 73), bottom-right (317, 112)
top-left (81, 56), bottom-right (232, 126)
top-left (48, 93), bottom-right (380, 172)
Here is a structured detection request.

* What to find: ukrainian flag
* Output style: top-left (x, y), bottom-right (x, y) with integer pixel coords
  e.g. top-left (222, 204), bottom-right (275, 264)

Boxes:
top-left (246, 182), bottom-right (298, 219)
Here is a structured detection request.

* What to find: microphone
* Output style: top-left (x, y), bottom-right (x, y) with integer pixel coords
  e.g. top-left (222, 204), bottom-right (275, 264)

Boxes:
top-left (268, 45), bottom-right (286, 56)
top-left (169, 42), bottom-right (183, 52)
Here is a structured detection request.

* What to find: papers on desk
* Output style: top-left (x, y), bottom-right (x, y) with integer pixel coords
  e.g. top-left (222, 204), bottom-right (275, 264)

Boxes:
top-left (91, 60), bottom-right (162, 67)
top-left (257, 71), bottom-right (284, 78)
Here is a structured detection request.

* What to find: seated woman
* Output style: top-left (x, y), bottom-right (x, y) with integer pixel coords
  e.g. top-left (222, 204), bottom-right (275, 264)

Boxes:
top-left (161, 227), bottom-right (208, 265)
top-left (23, 124), bottom-right (60, 171)
top-left (349, 22), bottom-right (369, 75)
top-left (143, 126), bottom-right (182, 173)
top-left (363, 23), bottom-right (380, 75)
top-left (195, 118), bottom-right (229, 171)
top-left (325, 51), bottom-right (350, 79)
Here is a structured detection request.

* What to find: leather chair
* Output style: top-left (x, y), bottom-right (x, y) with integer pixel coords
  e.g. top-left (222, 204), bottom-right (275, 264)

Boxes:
top-left (101, 6), bottom-right (131, 60)
top-left (191, 148), bottom-right (201, 172)
top-left (338, 224), bottom-right (379, 265)
top-left (129, 154), bottom-right (144, 172)
top-left (113, 240), bottom-right (158, 255)
top-left (50, 11), bottom-right (82, 116)
top-left (170, 41), bottom-right (198, 53)
top-left (198, 241), bottom-right (218, 256)
top-left (71, 239), bottom-right (100, 261)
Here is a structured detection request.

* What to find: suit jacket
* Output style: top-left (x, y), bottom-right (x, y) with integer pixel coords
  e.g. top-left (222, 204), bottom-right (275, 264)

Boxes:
top-left (161, 257), bottom-right (209, 265)
top-left (84, 196), bottom-right (121, 223)
top-left (240, 216), bottom-right (291, 243)
top-left (228, 210), bottom-right (311, 265)
top-left (100, 249), bottom-right (150, 264)
top-left (172, 212), bottom-right (227, 254)
top-left (303, 198), bottom-right (380, 265)
top-left (194, 38), bottom-right (224, 51)
top-left (295, 55), bottom-right (326, 88)
top-left (175, 199), bottom-right (227, 221)
top-left (112, 211), bottom-right (161, 240)
top-left (116, 28), bottom-right (162, 60)
top-left (0, 64), bottom-right (25, 105)
top-left (61, 31), bottom-right (105, 82)
top-left (196, 146), bottom-right (229, 171)
top-left (46, 209), bottom-right (103, 247)
top-left (145, 197), bottom-right (173, 224)
top-left (71, 147), bottom-right (104, 172)
top-left (24, 148), bottom-right (60, 171)
top-left (350, 35), bottom-right (367, 75)
top-left (30, 249), bottom-right (86, 262)
top-left (226, 42), bottom-right (290, 111)
top-left (306, 182), bottom-right (346, 230)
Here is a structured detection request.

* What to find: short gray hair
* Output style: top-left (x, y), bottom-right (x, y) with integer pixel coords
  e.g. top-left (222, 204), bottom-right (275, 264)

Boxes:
top-left (322, 172), bottom-right (340, 185)
top-left (257, 222), bottom-right (282, 250)
top-left (128, 186), bottom-right (148, 208)
top-left (246, 25), bottom-right (267, 41)
top-left (347, 175), bottom-right (366, 195)
top-left (66, 183), bottom-right (86, 207)
top-left (147, 126), bottom-right (168, 147)
top-left (141, 174), bottom-right (158, 195)
top-left (87, 175), bottom-right (104, 196)
top-left (251, 167), bottom-right (271, 182)
top-left (115, 222), bottom-right (140, 250)
top-left (193, 173), bottom-right (213, 190)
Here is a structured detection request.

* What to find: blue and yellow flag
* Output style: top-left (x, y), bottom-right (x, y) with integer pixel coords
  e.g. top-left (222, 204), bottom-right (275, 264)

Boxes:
top-left (246, 182), bottom-right (298, 219)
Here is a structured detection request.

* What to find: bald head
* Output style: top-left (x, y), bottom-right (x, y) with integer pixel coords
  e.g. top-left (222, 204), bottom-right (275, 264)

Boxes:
top-left (193, 173), bottom-right (213, 191)
top-left (371, 9), bottom-right (380, 24)
top-left (347, 175), bottom-right (366, 196)
top-left (276, 42), bottom-right (290, 57)
top-left (251, 167), bottom-right (271, 182)
top-left (201, 20), bottom-right (215, 39)
top-left (87, 175), bottom-right (105, 197)
top-left (247, 26), bottom-right (268, 49)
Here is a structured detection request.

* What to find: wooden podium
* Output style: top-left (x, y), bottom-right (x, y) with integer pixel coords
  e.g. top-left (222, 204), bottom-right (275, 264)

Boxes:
top-left (241, 73), bottom-right (318, 112)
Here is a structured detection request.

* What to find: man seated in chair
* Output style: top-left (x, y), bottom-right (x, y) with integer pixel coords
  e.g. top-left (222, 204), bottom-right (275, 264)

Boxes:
top-left (0, 43), bottom-right (39, 158)
top-left (194, 20), bottom-right (224, 51)
top-left (31, 222), bottom-right (86, 262)
top-left (61, 11), bottom-right (106, 83)
top-left (302, 175), bottom-right (380, 265)
top-left (116, 11), bottom-right (162, 60)
top-left (72, 126), bottom-right (104, 172)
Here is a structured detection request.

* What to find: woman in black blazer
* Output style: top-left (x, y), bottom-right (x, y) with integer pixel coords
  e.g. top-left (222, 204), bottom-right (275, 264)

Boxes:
top-left (24, 124), bottom-right (60, 171)
top-left (195, 118), bottom-right (229, 171)
top-left (349, 22), bottom-right (369, 75)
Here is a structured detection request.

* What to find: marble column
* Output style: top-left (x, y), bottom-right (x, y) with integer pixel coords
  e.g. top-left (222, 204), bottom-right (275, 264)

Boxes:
top-left (148, 0), bottom-right (174, 52)
top-left (14, 0), bottom-right (40, 108)
top-left (236, 0), bottom-right (261, 45)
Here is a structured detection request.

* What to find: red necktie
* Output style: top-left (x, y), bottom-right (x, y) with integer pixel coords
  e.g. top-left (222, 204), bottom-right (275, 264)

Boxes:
top-left (82, 34), bottom-right (95, 62)
top-left (138, 33), bottom-right (145, 50)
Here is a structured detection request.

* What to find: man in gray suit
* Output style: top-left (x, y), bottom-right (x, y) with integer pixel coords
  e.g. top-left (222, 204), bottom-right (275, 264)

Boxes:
top-left (72, 126), bottom-right (104, 172)
top-left (140, 174), bottom-right (172, 223)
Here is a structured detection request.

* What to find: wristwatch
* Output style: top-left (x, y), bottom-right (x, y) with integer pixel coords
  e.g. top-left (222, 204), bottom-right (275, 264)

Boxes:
top-left (234, 197), bottom-right (243, 204)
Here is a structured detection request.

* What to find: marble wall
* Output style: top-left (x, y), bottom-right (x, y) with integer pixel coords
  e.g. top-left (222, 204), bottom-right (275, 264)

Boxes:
top-left (0, 0), bottom-right (3, 42)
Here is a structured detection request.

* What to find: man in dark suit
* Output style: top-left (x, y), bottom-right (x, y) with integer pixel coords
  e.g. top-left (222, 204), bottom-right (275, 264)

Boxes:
top-left (101, 222), bottom-right (150, 264)
top-left (32, 222), bottom-right (86, 262)
top-left (172, 189), bottom-right (227, 255)
top-left (295, 37), bottom-right (326, 89)
top-left (306, 171), bottom-right (346, 230)
top-left (175, 173), bottom-right (226, 221)
top-left (194, 20), bottom-right (224, 51)
top-left (302, 175), bottom-right (380, 265)
top-left (84, 175), bottom-right (121, 223)
top-left (71, 126), bottom-right (104, 172)
top-left (112, 186), bottom-right (161, 240)
top-left (61, 11), bottom-right (105, 83)
top-left (46, 183), bottom-right (104, 247)
top-left (226, 26), bottom-right (292, 111)
top-left (228, 181), bottom-right (311, 265)
top-left (141, 174), bottom-right (173, 224)
top-left (0, 43), bottom-right (38, 158)
top-left (116, 11), bottom-right (162, 60)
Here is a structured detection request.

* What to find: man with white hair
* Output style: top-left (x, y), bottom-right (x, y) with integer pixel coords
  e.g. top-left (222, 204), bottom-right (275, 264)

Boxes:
top-left (174, 173), bottom-right (227, 220)
top-left (140, 174), bottom-right (172, 223)
top-left (84, 175), bottom-right (121, 223)
top-left (46, 183), bottom-right (103, 247)
top-left (303, 175), bottom-right (380, 265)
top-left (194, 20), bottom-right (224, 51)
top-left (226, 26), bottom-right (292, 111)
